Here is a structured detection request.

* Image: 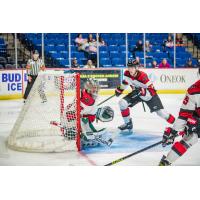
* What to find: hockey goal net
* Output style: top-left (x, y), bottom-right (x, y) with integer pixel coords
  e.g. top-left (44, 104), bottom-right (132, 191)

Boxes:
top-left (7, 71), bottom-right (81, 152)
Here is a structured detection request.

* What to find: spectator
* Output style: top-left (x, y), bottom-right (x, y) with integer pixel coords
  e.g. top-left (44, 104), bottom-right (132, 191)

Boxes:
top-left (185, 58), bottom-right (194, 68)
top-left (164, 35), bottom-right (174, 48)
top-left (132, 40), bottom-right (143, 57)
top-left (87, 34), bottom-right (97, 53)
top-left (145, 40), bottom-right (152, 52)
top-left (84, 60), bottom-right (95, 69)
top-left (152, 60), bottom-right (159, 68)
top-left (75, 33), bottom-right (86, 46)
top-left (159, 58), bottom-right (171, 68)
top-left (176, 33), bottom-right (184, 45)
top-left (71, 57), bottom-right (80, 68)
top-left (99, 37), bottom-right (106, 46)
top-left (134, 40), bottom-right (143, 52)
top-left (75, 33), bottom-right (88, 51)
top-left (87, 34), bottom-right (96, 43)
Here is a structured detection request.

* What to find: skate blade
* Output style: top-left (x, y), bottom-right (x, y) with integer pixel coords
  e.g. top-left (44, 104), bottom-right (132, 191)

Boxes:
top-left (119, 129), bottom-right (133, 135)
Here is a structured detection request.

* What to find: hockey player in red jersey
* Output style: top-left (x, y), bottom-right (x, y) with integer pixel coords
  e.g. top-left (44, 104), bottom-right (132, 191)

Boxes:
top-left (159, 69), bottom-right (200, 165)
top-left (65, 78), bottom-right (114, 147)
top-left (115, 59), bottom-right (175, 131)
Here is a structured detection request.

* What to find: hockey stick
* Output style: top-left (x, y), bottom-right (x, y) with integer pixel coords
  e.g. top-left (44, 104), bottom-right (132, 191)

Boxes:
top-left (104, 140), bottom-right (162, 166)
top-left (97, 94), bottom-right (115, 106)
top-left (142, 101), bottom-right (146, 112)
top-left (134, 88), bottom-right (146, 112)
top-left (50, 121), bottom-right (66, 130)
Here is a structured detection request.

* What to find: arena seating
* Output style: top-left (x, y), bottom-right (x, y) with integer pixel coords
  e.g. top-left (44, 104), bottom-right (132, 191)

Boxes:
top-left (0, 37), bottom-right (7, 67)
top-left (20, 33), bottom-right (198, 68)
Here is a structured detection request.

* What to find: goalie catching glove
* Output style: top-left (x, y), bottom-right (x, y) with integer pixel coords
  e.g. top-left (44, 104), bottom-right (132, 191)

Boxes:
top-left (96, 106), bottom-right (114, 122)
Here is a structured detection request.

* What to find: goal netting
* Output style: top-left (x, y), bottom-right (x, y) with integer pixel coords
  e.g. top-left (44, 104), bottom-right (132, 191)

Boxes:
top-left (7, 71), bottom-right (81, 152)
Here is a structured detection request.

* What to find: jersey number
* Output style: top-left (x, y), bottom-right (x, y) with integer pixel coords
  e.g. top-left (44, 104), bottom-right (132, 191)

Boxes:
top-left (183, 96), bottom-right (189, 105)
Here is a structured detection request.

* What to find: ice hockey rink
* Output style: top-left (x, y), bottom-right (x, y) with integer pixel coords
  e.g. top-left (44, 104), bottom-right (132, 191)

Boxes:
top-left (1, 94), bottom-right (200, 166)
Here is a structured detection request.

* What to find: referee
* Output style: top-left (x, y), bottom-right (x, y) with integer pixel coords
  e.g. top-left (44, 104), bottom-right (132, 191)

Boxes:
top-left (23, 50), bottom-right (46, 102)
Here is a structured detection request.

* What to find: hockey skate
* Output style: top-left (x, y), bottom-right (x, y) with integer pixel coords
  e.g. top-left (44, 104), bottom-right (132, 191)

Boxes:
top-left (159, 155), bottom-right (171, 166)
top-left (118, 119), bottom-right (133, 134)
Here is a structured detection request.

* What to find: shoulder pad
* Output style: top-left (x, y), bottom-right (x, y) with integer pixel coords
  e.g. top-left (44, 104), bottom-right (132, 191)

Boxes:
top-left (124, 70), bottom-right (131, 77)
top-left (81, 89), bottom-right (95, 106)
top-left (188, 80), bottom-right (200, 95)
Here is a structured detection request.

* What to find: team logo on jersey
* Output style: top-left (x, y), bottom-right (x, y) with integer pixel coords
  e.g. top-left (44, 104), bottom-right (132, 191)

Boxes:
top-left (85, 98), bottom-right (89, 103)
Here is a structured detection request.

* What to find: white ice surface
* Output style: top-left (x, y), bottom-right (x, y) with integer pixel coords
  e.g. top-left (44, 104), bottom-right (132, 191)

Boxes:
top-left (1, 94), bottom-right (200, 166)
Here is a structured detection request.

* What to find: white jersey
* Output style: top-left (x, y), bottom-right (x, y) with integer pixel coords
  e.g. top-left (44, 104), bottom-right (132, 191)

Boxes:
top-left (120, 70), bottom-right (157, 101)
top-left (173, 80), bottom-right (200, 132)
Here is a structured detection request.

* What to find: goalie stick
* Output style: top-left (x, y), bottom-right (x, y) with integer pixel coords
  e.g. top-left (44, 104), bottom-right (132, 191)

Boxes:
top-left (104, 140), bottom-right (162, 166)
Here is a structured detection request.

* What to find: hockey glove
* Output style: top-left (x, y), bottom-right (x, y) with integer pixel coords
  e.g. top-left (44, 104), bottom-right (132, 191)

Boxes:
top-left (140, 88), bottom-right (146, 96)
top-left (162, 127), bottom-right (178, 147)
top-left (185, 117), bottom-right (199, 136)
top-left (115, 85), bottom-right (123, 97)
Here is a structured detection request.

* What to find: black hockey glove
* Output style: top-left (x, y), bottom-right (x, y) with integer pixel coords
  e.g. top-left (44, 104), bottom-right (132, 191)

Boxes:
top-left (162, 127), bottom-right (178, 147)
top-left (115, 86), bottom-right (123, 97)
top-left (185, 117), bottom-right (200, 136)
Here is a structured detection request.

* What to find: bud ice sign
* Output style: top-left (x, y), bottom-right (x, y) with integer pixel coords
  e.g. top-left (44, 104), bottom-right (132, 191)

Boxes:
top-left (0, 70), bottom-right (28, 99)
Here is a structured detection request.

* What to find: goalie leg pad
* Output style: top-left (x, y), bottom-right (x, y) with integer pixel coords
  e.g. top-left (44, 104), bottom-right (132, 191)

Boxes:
top-left (81, 129), bottom-right (113, 148)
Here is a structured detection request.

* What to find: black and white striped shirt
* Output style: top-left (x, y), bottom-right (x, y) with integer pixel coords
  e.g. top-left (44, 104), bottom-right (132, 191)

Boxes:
top-left (27, 58), bottom-right (44, 76)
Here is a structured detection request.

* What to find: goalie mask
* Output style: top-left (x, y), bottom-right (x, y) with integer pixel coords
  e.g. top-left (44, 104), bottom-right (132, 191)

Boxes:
top-left (96, 106), bottom-right (114, 122)
top-left (84, 78), bottom-right (100, 97)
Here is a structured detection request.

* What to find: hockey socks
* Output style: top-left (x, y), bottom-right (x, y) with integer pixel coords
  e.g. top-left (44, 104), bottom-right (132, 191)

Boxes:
top-left (121, 108), bottom-right (131, 124)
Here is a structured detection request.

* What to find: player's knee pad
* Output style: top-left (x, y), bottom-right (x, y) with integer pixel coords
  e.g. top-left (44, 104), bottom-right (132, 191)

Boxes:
top-left (156, 110), bottom-right (175, 124)
top-left (183, 132), bottom-right (198, 147)
top-left (155, 109), bottom-right (168, 119)
top-left (119, 99), bottom-right (128, 110)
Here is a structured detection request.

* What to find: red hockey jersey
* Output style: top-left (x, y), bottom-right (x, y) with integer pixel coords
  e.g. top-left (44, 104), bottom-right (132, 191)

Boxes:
top-left (80, 89), bottom-right (98, 123)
